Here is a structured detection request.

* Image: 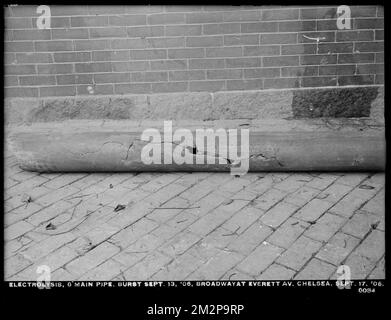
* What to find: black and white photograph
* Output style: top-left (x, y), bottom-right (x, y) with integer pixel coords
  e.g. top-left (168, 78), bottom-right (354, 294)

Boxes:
top-left (3, 3), bottom-right (386, 302)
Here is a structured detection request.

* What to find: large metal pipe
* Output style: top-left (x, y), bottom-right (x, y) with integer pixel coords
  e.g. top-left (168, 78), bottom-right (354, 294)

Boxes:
top-left (8, 120), bottom-right (385, 172)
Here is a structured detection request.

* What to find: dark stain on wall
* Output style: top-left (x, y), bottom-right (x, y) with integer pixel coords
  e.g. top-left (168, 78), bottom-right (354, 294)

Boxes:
top-left (291, 87), bottom-right (379, 118)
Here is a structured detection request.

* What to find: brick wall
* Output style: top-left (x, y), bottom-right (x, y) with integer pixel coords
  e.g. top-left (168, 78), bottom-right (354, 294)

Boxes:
top-left (4, 5), bottom-right (384, 98)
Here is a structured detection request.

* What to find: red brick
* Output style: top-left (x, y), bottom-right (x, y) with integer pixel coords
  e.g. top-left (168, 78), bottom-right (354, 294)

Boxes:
top-left (54, 52), bottom-right (91, 63)
top-left (74, 39), bottom-right (109, 51)
top-left (338, 53), bottom-right (374, 64)
top-left (319, 65), bottom-right (355, 76)
top-left (90, 27), bottom-right (127, 38)
top-left (71, 16), bottom-right (109, 27)
top-left (127, 5), bottom-right (164, 14)
top-left (354, 18), bottom-right (384, 29)
top-left (226, 57), bottom-right (261, 68)
top-left (37, 64), bottom-right (73, 74)
top-left (244, 45), bottom-right (280, 56)
top-left (32, 17), bottom-right (71, 28)
top-left (241, 22), bottom-right (278, 33)
top-left (148, 37), bottom-right (185, 48)
top-left (244, 68), bottom-right (280, 78)
top-left (206, 47), bottom-right (242, 58)
top-left (318, 43), bottom-right (353, 54)
top-left (19, 75), bottom-right (56, 86)
top-left (281, 44), bottom-right (317, 55)
top-left (203, 23), bottom-right (240, 35)
top-left (300, 7), bottom-right (337, 19)
top-left (281, 66), bottom-right (318, 77)
top-left (189, 80), bottom-right (225, 92)
top-left (223, 10), bottom-right (260, 22)
top-left (263, 56), bottom-right (299, 67)
top-left (92, 50), bottom-right (130, 61)
top-left (376, 53), bottom-right (384, 63)
top-left (152, 82), bottom-right (188, 93)
top-left (4, 76), bottom-right (18, 87)
top-left (150, 59), bottom-right (186, 70)
top-left (186, 12), bottom-right (223, 23)
top-left (35, 40), bottom-right (73, 52)
top-left (111, 38), bottom-right (147, 50)
top-left (111, 61), bottom-right (148, 72)
top-left (148, 13), bottom-right (185, 25)
top-left (57, 74), bottom-right (93, 85)
top-left (39, 86), bottom-right (76, 97)
top-left (108, 15), bottom-right (146, 26)
top-left (301, 76), bottom-right (337, 87)
top-left (127, 26), bottom-right (164, 37)
top-left (299, 31), bottom-right (335, 43)
top-left (336, 30), bottom-right (374, 42)
top-left (338, 75), bottom-right (374, 86)
top-left (356, 63), bottom-right (384, 75)
top-left (10, 5), bottom-right (39, 17)
top-left (5, 17), bottom-right (33, 29)
top-left (375, 30), bottom-right (384, 40)
top-left (5, 41), bottom-right (34, 52)
top-left (279, 21), bottom-right (316, 32)
top-left (50, 5), bottom-right (89, 16)
top-left (262, 8), bottom-right (299, 20)
top-left (166, 25), bottom-right (202, 36)
top-left (189, 58), bottom-right (225, 69)
top-left (264, 78), bottom-right (299, 89)
top-left (75, 62), bottom-right (112, 73)
top-left (131, 71), bottom-right (168, 82)
top-left (207, 69), bottom-right (242, 80)
top-left (168, 48), bottom-right (204, 59)
top-left (13, 29), bottom-right (51, 40)
top-left (94, 73), bottom-right (130, 84)
top-left (52, 28), bottom-right (89, 40)
top-left (16, 52), bottom-right (53, 63)
top-left (77, 84), bottom-right (114, 95)
top-left (354, 41), bottom-right (384, 53)
top-left (224, 34), bottom-right (259, 46)
top-left (5, 87), bottom-right (38, 98)
top-left (316, 19), bottom-right (340, 31)
top-left (169, 70), bottom-right (205, 81)
top-left (5, 64), bottom-right (36, 75)
top-left (114, 83), bottom-right (151, 94)
top-left (130, 49), bottom-right (167, 60)
top-left (186, 36), bottom-right (223, 47)
top-left (300, 54), bottom-right (337, 65)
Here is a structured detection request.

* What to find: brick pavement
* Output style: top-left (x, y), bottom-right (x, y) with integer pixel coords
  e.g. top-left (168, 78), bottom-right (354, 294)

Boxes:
top-left (4, 154), bottom-right (385, 281)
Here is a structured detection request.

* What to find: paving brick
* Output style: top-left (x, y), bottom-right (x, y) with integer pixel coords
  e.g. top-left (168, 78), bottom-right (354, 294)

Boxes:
top-left (21, 233), bottom-right (76, 262)
top-left (316, 232), bottom-right (360, 266)
top-left (257, 263), bottom-right (295, 280)
top-left (5, 254), bottom-right (32, 279)
top-left (221, 207), bottom-right (262, 234)
top-left (304, 212), bottom-right (346, 242)
top-left (227, 222), bottom-right (273, 255)
top-left (187, 250), bottom-right (243, 280)
top-left (237, 242), bottom-right (284, 276)
top-left (294, 258), bottom-right (335, 280)
top-left (159, 231), bottom-right (201, 257)
top-left (353, 230), bottom-right (384, 263)
top-left (294, 199), bottom-right (333, 222)
top-left (123, 251), bottom-right (172, 280)
top-left (361, 189), bottom-right (384, 216)
top-left (284, 186), bottom-right (320, 207)
top-left (26, 200), bottom-right (75, 226)
top-left (315, 183), bottom-right (353, 203)
top-left (342, 210), bottom-right (383, 239)
top-left (51, 267), bottom-right (75, 281)
top-left (5, 220), bottom-right (35, 241)
top-left (276, 236), bottom-right (323, 271)
top-left (253, 188), bottom-right (287, 211)
top-left (335, 174), bottom-right (370, 187)
top-left (151, 252), bottom-right (204, 280)
top-left (334, 252), bottom-right (374, 280)
top-left (260, 202), bottom-right (299, 228)
top-left (367, 257), bottom-right (385, 279)
top-left (11, 246), bottom-right (79, 280)
top-left (65, 242), bottom-right (120, 278)
top-left (267, 217), bottom-right (309, 249)
top-left (80, 259), bottom-right (125, 281)
top-left (305, 173), bottom-right (339, 190)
